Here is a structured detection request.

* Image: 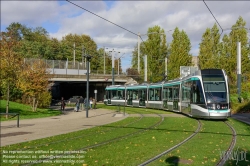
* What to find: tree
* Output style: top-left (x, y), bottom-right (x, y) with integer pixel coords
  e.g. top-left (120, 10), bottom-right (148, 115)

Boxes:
top-left (17, 60), bottom-right (52, 111)
top-left (97, 48), bottom-right (112, 74)
top-left (167, 28), bottom-right (192, 80)
top-left (226, 16), bottom-right (249, 87)
top-left (198, 23), bottom-right (221, 69)
top-left (6, 22), bottom-right (32, 41)
top-left (0, 31), bottom-right (22, 116)
top-left (136, 25), bottom-right (168, 83)
top-left (126, 68), bottom-right (140, 82)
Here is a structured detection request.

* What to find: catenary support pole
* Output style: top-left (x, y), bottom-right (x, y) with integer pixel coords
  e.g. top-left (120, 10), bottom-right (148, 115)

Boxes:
top-left (112, 50), bottom-right (114, 85)
top-left (144, 55), bottom-right (147, 82)
top-left (138, 32), bottom-right (140, 73)
top-left (237, 42), bottom-right (241, 102)
top-left (86, 56), bottom-right (90, 117)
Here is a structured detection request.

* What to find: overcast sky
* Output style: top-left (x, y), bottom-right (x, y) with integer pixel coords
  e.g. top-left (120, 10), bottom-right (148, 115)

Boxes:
top-left (1, 1), bottom-right (250, 71)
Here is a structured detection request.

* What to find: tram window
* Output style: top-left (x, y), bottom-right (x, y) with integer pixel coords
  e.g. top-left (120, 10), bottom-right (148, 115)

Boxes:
top-left (173, 86), bottom-right (179, 100)
top-left (191, 80), bottom-right (205, 104)
top-left (163, 88), bottom-right (168, 100)
top-left (138, 89), bottom-right (146, 100)
top-left (168, 88), bottom-right (173, 101)
top-left (105, 91), bottom-right (111, 99)
top-left (106, 90), bottom-right (112, 99)
top-left (127, 90), bottom-right (133, 100)
top-left (117, 90), bottom-right (124, 99)
top-left (149, 89), bottom-right (154, 100)
top-left (182, 82), bottom-right (191, 102)
top-left (203, 82), bottom-right (226, 92)
top-left (111, 90), bottom-right (117, 99)
top-left (155, 88), bottom-right (161, 101)
top-left (132, 90), bottom-right (138, 100)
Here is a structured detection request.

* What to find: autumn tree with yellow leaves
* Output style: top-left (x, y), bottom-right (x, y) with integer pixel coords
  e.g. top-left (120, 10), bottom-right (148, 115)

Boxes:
top-left (17, 60), bottom-right (53, 112)
top-left (1, 29), bottom-right (53, 112)
top-left (0, 31), bottom-right (22, 115)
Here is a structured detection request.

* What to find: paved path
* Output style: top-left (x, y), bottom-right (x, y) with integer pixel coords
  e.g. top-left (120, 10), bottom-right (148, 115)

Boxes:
top-left (0, 108), bottom-right (128, 147)
top-left (231, 113), bottom-right (250, 125)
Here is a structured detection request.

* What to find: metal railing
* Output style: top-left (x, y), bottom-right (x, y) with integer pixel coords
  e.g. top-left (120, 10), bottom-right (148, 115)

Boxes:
top-left (24, 58), bottom-right (127, 76)
top-left (0, 113), bottom-right (20, 127)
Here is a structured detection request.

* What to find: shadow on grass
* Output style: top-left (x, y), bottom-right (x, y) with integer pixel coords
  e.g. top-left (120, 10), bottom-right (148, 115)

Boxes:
top-left (165, 156), bottom-right (180, 166)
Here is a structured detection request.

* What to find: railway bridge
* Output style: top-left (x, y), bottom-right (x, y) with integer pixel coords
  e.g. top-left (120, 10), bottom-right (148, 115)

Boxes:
top-left (26, 58), bottom-right (133, 102)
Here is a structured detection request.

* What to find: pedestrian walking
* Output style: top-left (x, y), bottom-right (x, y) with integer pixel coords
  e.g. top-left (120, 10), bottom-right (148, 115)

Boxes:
top-left (80, 96), bottom-right (84, 110)
top-left (93, 98), bottom-right (97, 109)
top-left (84, 97), bottom-right (87, 110)
top-left (89, 97), bottom-right (93, 109)
top-left (75, 97), bottom-right (80, 112)
top-left (61, 97), bottom-right (66, 111)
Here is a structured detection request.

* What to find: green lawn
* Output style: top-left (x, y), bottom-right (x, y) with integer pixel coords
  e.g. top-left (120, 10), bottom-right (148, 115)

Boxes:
top-left (0, 100), bottom-right (61, 121)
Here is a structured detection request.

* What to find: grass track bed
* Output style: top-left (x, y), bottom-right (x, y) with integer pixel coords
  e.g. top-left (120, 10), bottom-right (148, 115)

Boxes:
top-left (225, 118), bottom-right (250, 166)
top-left (81, 117), bottom-right (197, 166)
top-left (148, 120), bottom-right (233, 166)
top-left (100, 104), bottom-right (174, 114)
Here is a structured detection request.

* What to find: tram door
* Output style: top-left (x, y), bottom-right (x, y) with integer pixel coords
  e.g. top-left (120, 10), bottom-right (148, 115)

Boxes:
top-left (163, 87), bottom-right (169, 110)
top-left (127, 90), bottom-right (133, 106)
top-left (138, 89), bottom-right (146, 107)
top-left (173, 86), bottom-right (180, 112)
top-left (105, 90), bottom-right (112, 105)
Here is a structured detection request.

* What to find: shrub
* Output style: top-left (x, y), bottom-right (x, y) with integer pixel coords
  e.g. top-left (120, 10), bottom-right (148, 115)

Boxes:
top-left (38, 91), bottom-right (52, 108)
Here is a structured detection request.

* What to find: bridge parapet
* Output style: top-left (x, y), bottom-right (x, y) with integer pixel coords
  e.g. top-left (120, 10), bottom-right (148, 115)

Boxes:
top-left (25, 58), bottom-right (131, 83)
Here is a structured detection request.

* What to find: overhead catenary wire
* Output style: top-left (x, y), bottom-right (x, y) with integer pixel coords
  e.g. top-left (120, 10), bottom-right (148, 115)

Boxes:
top-left (203, 0), bottom-right (224, 36)
top-left (66, 0), bottom-right (138, 37)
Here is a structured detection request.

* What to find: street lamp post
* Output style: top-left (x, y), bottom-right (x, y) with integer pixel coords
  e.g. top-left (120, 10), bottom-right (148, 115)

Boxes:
top-left (103, 47), bottom-right (108, 75)
top-left (117, 53), bottom-right (125, 75)
top-left (144, 54), bottom-right (147, 82)
top-left (82, 46), bottom-right (91, 118)
top-left (138, 32), bottom-right (140, 73)
top-left (112, 50), bottom-right (115, 85)
top-left (109, 49), bottom-right (115, 85)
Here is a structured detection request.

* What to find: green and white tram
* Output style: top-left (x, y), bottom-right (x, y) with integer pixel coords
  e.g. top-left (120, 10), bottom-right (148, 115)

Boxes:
top-left (104, 69), bottom-right (230, 119)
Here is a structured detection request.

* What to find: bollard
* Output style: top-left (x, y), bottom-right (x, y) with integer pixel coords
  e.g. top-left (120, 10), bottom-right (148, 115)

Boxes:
top-left (123, 104), bottom-right (125, 116)
top-left (17, 113), bottom-right (20, 127)
top-left (118, 104), bottom-right (120, 113)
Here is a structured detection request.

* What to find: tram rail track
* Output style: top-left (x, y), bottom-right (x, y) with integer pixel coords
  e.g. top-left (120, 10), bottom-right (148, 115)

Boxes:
top-left (138, 119), bottom-right (202, 166)
top-left (216, 121), bottom-right (237, 166)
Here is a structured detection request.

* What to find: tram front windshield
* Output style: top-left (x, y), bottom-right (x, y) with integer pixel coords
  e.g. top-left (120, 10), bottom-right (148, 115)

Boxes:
top-left (202, 75), bottom-right (227, 103)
